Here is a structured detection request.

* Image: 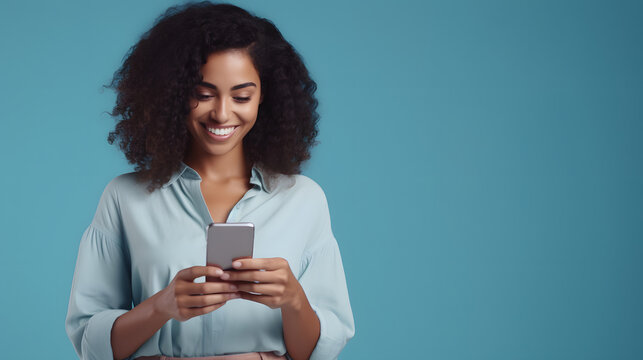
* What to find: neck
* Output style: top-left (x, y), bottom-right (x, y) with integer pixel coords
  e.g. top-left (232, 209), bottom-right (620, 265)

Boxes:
top-left (183, 141), bottom-right (251, 183)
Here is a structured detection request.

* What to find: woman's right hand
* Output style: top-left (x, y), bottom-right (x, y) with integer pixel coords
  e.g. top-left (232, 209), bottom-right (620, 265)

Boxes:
top-left (154, 266), bottom-right (239, 322)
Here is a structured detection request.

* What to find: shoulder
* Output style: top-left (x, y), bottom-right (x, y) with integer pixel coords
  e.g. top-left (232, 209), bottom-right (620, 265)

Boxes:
top-left (89, 172), bottom-right (139, 235)
top-left (292, 174), bottom-right (326, 196)
top-left (275, 173), bottom-right (329, 205)
top-left (100, 171), bottom-right (151, 199)
top-left (107, 171), bottom-right (144, 189)
top-left (93, 171), bottom-right (151, 215)
top-left (268, 174), bottom-right (333, 232)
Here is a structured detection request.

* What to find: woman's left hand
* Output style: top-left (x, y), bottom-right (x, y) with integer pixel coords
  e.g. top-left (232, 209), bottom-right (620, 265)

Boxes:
top-left (220, 258), bottom-right (306, 311)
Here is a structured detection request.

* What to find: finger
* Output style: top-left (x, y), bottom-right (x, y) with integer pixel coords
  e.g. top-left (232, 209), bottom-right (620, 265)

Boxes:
top-left (180, 281), bottom-right (238, 295)
top-left (221, 269), bottom-right (279, 283)
top-left (177, 266), bottom-right (223, 281)
top-left (238, 292), bottom-right (276, 309)
top-left (178, 293), bottom-right (239, 308)
top-left (232, 257), bottom-right (287, 271)
top-left (179, 302), bottom-right (226, 320)
top-left (235, 283), bottom-right (282, 296)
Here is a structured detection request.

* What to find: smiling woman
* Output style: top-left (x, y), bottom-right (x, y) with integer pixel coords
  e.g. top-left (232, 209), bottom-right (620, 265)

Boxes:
top-left (64, 2), bottom-right (354, 360)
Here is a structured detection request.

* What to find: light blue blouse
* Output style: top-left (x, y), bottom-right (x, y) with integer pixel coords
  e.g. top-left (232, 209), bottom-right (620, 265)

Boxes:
top-left (65, 162), bottom-right (355, 360)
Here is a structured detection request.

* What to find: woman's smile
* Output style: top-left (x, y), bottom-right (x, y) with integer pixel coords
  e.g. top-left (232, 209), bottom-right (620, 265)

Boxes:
top-left (200, 123), bottom-right (240, 141)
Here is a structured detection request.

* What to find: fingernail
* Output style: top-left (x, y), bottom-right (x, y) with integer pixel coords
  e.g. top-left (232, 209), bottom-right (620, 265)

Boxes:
top-left (221, 273), bottom-right (230, 280)
top-left (232, 261), bottom-right (242, 268)
top-left (215, 268), bottom-right (223, 275)
top-left (230, 284), bottom-right (237, 291)
top-left (231, 293), bottom-right (240, 298)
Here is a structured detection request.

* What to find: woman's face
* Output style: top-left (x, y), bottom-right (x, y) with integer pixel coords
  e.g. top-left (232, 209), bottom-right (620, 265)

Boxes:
top-left (185, 49), bottom-right (263, 159)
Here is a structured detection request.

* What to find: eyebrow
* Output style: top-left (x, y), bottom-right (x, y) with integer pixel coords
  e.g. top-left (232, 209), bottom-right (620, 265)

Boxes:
top-left (198, 81), bottom-right (257, 91)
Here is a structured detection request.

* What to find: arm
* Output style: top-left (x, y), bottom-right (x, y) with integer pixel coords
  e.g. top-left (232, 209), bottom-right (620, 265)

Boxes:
top-left (293, 182), bottom-right (355, 360)
top-left (110, 293), bottom-right (170, 360)
top-left (66, 224), bottom-right (233, 360)
top-left (281, 286), bottom-right (321, 360)
top-left (65, 224), bottom-right (133, 360)
top-left (296, 240), bottom-right (355, 360)
top-left (112, 266), bottom-right (236, 360)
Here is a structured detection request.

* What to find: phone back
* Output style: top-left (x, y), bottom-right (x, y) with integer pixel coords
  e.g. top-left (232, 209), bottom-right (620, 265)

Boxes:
top-left (206, 222), bottom-right (255, 271)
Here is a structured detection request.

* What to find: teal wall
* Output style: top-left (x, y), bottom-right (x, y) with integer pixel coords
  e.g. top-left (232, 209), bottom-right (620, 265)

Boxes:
top-left (1, 0), bottom-right (641, 358)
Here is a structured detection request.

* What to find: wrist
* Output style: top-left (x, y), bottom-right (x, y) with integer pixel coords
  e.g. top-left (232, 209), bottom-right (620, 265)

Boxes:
top-left (150, 289), bottom-right (172, 323)
top-left (283, 286), bottom-right (308, 313)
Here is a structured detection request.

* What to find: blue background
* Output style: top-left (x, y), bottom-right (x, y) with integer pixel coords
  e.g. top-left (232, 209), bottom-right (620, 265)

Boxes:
top-left (1, 0), bottom-right (641, 359)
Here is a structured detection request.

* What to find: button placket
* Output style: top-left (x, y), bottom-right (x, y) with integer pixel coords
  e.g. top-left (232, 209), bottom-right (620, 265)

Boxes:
top-left (226, 186), bottom-right (259, 222)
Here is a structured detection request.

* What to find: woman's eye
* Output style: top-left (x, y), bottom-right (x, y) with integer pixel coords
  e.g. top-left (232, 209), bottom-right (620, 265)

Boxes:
top-left (196, 94), bottom-right (213, 100)
top-left (195, 94), bottom-right (250, 102)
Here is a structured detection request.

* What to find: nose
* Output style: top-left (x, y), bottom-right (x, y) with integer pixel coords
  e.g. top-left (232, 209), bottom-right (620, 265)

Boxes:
top-left (211, 97), bottom-right (231, 123)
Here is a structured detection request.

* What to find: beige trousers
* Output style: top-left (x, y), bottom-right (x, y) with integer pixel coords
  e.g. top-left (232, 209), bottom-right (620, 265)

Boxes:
top-left (134, 351), bottom-right (287, 360)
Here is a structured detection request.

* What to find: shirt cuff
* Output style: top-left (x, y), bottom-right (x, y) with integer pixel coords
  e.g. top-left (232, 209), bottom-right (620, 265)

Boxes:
top-left (82, 309), bottom-right (130, 360)
top-left (307, 304), bottom-right (348, 360)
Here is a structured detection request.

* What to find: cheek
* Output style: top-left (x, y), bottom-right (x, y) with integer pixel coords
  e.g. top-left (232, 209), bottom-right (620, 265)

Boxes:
top-left (241, 103), bottom-right (260, 124)
top-left (187, 106), bottom-right (208, 124)
top-left (185, 111), bottom-right (204, 135)
top-left (230, 110), bottom-right (254, 127)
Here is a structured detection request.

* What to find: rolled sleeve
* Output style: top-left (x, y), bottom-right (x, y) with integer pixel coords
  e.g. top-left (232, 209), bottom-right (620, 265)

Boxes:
top-left (65, 224), bottom-right (132, 360)
top-left (81, 308), bottom-right (130, 360)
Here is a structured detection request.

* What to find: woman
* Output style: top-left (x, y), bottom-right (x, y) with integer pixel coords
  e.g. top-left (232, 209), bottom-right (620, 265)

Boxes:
top-left (64, 2), bottom-right (355, 360)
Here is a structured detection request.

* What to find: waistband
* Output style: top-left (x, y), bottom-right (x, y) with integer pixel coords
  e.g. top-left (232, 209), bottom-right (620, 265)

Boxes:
top-left (134, 351), bottom-right (286, 360)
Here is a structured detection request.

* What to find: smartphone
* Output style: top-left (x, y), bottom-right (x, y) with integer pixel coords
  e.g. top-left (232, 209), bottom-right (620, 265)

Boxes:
top-left (206, 222), bottom-right (254, 280)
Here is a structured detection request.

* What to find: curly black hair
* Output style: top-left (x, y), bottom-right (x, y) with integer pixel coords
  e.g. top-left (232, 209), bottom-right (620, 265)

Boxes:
top-left (106, 1), bottom-right (319, 192)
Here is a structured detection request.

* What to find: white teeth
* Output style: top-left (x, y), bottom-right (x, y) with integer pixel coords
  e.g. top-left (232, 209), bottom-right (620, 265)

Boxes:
top-left (207, 126), bottom-right (236, 136)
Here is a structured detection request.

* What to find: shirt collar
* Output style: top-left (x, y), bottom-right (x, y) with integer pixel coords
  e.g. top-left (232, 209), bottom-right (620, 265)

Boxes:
top-left (162, 161), bottom-right (273, 193)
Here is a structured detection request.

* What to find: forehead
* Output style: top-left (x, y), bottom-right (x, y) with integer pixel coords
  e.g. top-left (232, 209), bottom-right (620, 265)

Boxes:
top-left (200, 49), bottom-right (260, 85)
